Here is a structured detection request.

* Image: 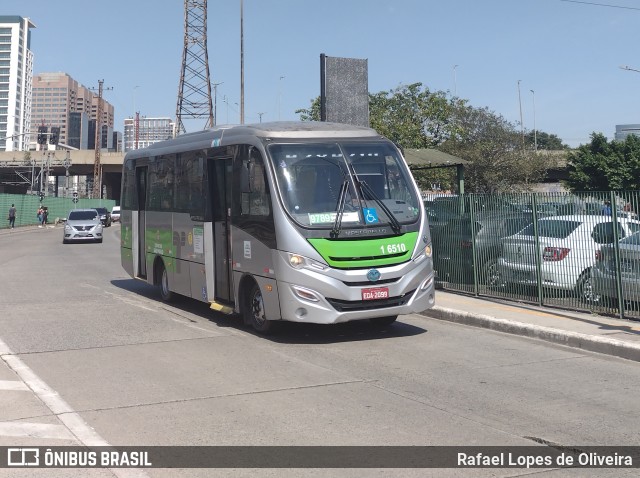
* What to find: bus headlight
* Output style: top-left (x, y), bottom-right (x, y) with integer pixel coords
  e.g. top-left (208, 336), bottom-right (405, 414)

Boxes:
top-left (289, 254), bottom-right (305, 269)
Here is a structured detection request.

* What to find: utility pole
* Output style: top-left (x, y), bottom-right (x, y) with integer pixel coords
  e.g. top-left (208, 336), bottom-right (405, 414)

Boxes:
top-left (240, 0), bottom-right (245, 124)
top-left (90, 79), bottom-right (112, 198)
top-left (135, 112), bottom-right (140, 150)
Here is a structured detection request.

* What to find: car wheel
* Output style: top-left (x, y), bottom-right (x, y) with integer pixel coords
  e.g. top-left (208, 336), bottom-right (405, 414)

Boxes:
top-left (369, 316), bottom-right (398, 326)
top-left (159, 262), bottom-right (174, 302)
top-left (576, 269), bottom-right (600, 304)
top-left (482, 258), bottom-right (505, 287)
top-left (244, 282), bottom-right (276, 334)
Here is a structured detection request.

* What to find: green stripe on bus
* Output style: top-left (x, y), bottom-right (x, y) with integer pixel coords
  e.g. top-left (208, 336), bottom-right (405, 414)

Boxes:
top-left (308, 232), bottom-right (418, 268)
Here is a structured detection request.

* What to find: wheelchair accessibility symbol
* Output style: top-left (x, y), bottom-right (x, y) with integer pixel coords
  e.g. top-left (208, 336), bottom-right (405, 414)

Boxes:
top-left (363, 208), bottom-right (379, 224)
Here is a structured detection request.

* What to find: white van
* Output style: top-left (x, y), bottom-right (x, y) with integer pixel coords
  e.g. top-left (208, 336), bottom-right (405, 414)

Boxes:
top-left (111, 206), bottom-right (121, 223)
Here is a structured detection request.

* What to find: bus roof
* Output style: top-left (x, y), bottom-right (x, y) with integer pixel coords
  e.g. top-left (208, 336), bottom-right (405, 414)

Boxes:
top-left (124, 121), bottom-right (384, 160)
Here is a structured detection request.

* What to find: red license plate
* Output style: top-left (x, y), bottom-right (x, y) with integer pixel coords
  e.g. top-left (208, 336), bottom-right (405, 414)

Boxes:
top-left (361, 287), bottom-right (389, 300)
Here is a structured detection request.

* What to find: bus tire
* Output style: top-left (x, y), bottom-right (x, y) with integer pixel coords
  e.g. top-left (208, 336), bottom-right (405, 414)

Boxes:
top-left (369, 316), bottom-right (397, 326)
top-left (244, 282), bottom-right (276, 334)
top-left (159, 261), bottom-right (174, 303)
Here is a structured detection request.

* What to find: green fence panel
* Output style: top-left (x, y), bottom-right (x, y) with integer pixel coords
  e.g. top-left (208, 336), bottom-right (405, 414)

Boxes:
top-left (1, 193), bottom-right (115, 229)
top-left (428, 191), bottom-right (640, 320)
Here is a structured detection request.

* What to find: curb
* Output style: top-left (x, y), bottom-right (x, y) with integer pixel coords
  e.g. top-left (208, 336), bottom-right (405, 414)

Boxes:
top-left (421, 306), bottom-right (640, 363)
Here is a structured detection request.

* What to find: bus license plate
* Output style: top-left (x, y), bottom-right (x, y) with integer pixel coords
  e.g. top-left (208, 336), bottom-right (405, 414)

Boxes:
top-left (362, 287), bottom-right (389, 300)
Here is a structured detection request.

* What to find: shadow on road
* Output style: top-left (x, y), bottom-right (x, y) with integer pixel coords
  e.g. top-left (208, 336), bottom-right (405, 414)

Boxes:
top-left (110, 278), bottom-right (427, 344)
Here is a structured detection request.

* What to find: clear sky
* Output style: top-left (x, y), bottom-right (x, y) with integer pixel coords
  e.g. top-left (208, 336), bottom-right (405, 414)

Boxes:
top-left (10, 0), bottom-right (640, 147)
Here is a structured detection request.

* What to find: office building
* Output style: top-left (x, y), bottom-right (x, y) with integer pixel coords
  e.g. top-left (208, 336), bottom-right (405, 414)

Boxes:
top-left (123, 116), bottom-right (174, 152)
top-left (30, 72), bottom-right (114, 150)
top-left (0, 15), bottom-right (35, 152)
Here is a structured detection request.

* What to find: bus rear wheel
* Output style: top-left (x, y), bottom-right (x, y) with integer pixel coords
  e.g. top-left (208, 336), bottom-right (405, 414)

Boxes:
top-left (244, 283), bottom-right (276, 334)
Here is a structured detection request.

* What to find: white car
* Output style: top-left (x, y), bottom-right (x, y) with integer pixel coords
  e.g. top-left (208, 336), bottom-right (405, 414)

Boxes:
top-left (497, 215), bottom-right (640, 302)
top-left (63, 209), bottom-right (104, 244)
top-left (111, 206), bottom-right (121, 222)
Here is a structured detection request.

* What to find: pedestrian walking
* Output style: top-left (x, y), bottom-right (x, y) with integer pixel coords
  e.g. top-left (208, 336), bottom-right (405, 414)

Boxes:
top-left (7, 204), bottom-right (16, 228)
top-left (42, 207), bottom-right (48, 226)
top-left (37, 206), bottom-right (43, 227)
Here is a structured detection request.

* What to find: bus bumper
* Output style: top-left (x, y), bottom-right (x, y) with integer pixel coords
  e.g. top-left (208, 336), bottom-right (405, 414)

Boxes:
top-left (277, 273), bottom-right (435, 325)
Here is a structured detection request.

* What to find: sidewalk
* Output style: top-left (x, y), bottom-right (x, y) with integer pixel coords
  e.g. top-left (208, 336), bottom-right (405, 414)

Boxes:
top-left (421, 290), bottom-right (640, 362)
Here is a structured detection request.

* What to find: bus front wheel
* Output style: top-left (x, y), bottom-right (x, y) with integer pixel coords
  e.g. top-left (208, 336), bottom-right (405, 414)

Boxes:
top-left (244, 283), bottom-right (276, 334)
top-left (159, 262), bottom-right (174, 302)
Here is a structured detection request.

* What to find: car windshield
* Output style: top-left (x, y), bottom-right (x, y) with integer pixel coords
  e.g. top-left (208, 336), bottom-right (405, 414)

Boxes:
top-left (69, 210), bottom-right (98, 221)
top-left (95, 208), bottom-right (107, 214)
top-left (268, 142), bottom-right (419, 229)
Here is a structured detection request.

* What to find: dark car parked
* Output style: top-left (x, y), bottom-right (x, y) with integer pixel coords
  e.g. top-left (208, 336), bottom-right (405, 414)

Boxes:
top-left (430, 212), bottom-right (536, 286)
top-left (95, 207), bottom-right (111, 227)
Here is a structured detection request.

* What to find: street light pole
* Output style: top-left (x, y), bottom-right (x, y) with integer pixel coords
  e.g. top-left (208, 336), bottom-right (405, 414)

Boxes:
top-left (530, 89), bottom-right (537, 152)
top-left (453, 64), bottom-right (458, 96)
top-left (212, 82), bottom-right (223, 125)
top-left (517, 80), bottom-right (525, 146)
top-left (257, 112), bottom-right (266, 123)
top-left (278, 76), bottom-right (285, 120)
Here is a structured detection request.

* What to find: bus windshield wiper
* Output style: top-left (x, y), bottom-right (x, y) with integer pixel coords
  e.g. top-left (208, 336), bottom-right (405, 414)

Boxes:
top-left (330, 180), bottom-right (349, 238)
top-left (359, 180), bottom-right (402, 235)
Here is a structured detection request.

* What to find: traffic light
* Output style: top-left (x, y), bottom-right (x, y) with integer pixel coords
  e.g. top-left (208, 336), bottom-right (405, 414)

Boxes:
top-left (37, 126), bottom-right (48, 145)
top-left (49, 126), bottom-right (60, 145)
top-left (38, 191), bottom-right (44, 202)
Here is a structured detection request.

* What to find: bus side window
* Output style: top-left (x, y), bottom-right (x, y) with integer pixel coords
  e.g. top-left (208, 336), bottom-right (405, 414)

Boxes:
top-left (241, 150), bottom-right (271, 217)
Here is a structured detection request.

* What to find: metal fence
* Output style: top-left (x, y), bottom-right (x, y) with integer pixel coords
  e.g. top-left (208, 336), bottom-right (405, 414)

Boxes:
top-left (427, 191), bottom-right (640, 320)
top-left (0, 193), bottom-right (116, 230)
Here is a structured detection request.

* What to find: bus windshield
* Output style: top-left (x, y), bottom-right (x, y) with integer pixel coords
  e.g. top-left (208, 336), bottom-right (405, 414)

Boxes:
top-left (268, 142), bottom-right (420, 230)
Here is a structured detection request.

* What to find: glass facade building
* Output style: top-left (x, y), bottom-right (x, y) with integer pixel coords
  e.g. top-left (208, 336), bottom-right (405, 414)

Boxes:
top-left (0, 16), bottom-right (35, 152)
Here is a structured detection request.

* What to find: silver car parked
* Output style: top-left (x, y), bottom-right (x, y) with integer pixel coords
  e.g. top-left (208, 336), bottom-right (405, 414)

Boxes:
top-left (63, 209), bottom-right (104, 244)
top-left (593, 231), bottom-right (640, 304)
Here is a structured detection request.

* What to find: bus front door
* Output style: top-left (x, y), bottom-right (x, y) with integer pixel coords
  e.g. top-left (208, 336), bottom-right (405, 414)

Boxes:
top-left (211, 158), bottom-right (233, 303)
top-left (136, 166), bottom-right (148, 279)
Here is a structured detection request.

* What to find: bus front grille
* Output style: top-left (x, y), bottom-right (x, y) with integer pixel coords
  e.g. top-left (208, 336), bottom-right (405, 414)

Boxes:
top-left (325, 290), bottom-right (415, 312)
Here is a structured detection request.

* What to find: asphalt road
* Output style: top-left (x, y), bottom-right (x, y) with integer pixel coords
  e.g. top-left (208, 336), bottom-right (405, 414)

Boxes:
top-left (1, 224), bottom-right (639, 477)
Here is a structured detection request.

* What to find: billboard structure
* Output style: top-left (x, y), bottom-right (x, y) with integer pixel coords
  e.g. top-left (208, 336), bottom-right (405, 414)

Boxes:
top-left (320, 54), bottom-right (369, 127)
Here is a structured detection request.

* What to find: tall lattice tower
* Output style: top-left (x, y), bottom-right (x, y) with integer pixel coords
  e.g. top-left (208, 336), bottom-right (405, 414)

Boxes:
top-left (175, 0), bottom-right (214, 136)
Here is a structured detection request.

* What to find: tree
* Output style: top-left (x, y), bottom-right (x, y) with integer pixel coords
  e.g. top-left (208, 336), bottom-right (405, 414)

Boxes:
top-left (295, 97), bottom-right (321, 122)
top-left (525, 131), bottom-right (568, 150)
top-left (440, 104), bottom-right (551, 193)
top-left (565, 133), bottom-right (640, 191)
top-left (369, 83), bottom-right (466, 149)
